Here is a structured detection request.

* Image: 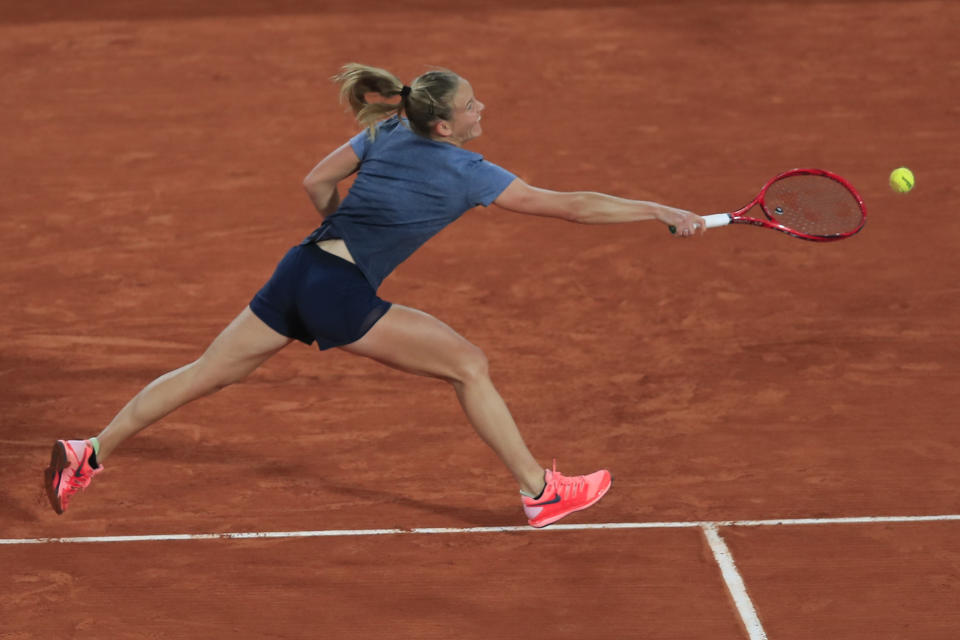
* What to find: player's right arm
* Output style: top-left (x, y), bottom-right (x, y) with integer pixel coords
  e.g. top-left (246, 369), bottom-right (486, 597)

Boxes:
top-left (493, 178), bottom-right (703, 236)
top-left (303, 142), bottom-right (361, 217)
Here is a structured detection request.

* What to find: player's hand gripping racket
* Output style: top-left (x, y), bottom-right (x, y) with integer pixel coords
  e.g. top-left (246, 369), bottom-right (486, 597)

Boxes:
top-left (671, 168), bottom-right (866, 241)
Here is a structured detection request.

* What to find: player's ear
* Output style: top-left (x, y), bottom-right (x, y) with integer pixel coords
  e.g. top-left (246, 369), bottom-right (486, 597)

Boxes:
top-left (433, 119), bottom-right (453, 138)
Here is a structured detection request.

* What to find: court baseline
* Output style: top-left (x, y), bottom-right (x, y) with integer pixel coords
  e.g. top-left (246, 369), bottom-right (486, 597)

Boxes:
top-left (5, 513), bottom-right (959, 545)
top-left (8, 514), bottom-right (958, 638)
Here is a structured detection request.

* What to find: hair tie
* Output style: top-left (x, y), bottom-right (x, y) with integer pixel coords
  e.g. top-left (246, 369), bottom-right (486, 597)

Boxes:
top-left (399, 85), bottom-right (411, 98)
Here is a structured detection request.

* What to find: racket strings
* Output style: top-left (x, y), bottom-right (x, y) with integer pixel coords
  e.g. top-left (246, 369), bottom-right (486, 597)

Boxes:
top-left (762, 174), bottom-right (864, 237)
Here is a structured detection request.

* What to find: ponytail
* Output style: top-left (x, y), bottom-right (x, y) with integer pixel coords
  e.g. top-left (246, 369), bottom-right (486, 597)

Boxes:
top-left (332, 63), bottom-right (461, 139)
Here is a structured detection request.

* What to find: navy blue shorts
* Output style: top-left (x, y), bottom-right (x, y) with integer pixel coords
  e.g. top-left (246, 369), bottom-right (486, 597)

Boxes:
top-left (249, 243), bottom-right (392, 350)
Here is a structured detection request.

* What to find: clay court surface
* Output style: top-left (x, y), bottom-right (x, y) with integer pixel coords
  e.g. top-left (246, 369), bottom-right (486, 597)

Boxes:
top-left (2, 1), bottom-right (959, 637)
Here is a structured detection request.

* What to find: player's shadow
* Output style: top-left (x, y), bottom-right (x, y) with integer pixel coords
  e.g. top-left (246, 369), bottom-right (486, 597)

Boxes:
top-left (140, 438), bottom-right (518, 526)
top-left (314, 478), bottom-right (518, 527)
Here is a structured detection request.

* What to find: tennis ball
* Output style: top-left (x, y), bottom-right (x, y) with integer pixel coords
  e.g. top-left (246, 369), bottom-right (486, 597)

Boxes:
top-left (889, 167), bottom-right (914, 193)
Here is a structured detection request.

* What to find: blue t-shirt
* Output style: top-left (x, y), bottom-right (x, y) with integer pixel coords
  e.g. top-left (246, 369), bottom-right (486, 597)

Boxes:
top-left (302, 116), bottom-right (516, 291)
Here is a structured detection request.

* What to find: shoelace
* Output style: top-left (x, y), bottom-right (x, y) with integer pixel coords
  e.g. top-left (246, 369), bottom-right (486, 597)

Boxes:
top-left (65, 468), bottom-right (90, 492)
top-left (548, 460), bottom-right (587, 497)
top-left (62, 467), bottom-right (93, 508)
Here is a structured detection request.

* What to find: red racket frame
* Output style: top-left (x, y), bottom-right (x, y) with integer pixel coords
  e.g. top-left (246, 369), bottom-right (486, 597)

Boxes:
top-left (722, 168), bottom-right (867, 241)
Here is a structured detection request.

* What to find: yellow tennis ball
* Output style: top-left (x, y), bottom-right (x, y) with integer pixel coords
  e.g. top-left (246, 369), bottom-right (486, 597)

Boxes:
top-left (889, 167), bottom-right (915, 193)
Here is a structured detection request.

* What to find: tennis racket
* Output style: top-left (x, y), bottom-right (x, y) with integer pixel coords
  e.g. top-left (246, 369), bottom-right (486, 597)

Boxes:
top-left (671, 168), bottom-right (867, 241)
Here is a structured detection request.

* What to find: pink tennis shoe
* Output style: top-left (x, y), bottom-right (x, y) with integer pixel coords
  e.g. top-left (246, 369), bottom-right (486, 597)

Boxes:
top-left (44, 439), bottom-right (103, 515)
top-left (522, 461), bottom-right (612, 528)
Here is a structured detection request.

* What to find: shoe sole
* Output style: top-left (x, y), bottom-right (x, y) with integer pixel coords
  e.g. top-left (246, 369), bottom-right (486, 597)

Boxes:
top-left (44, 440), bottom-right (68, 515)
top-left (530, 474), bottom-right (614, 529)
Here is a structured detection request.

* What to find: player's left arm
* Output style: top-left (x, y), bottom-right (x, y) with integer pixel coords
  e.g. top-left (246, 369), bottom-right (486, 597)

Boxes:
top-left (303, 142), bottom-right (361, 217)
top-left (493, 178), bottom-right (704, 235)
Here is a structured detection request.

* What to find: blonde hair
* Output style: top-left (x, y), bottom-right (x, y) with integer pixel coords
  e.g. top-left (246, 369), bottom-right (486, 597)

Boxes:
top-left (332, 63), bottom-right (460, 138)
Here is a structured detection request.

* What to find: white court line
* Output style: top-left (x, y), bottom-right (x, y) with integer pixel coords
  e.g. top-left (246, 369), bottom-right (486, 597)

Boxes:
top-left (718, 514), bottom-right (960, 527)
top-left (702, 523), bottom-right (767, 640)
top-left (6, 514), bottom-right (958, 638)
top-left (2, 513), bottom-right (959, 545)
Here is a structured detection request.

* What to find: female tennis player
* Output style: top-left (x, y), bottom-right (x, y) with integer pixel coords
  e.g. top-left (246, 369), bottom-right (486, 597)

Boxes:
top-left (45, 63), bottom-right (705, 528)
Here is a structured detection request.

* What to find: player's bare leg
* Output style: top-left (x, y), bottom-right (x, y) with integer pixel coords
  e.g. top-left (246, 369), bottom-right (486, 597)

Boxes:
top-left (342, 304), bottom-right (546, 497)
top-left (95, 306), bottom-right (293, 462)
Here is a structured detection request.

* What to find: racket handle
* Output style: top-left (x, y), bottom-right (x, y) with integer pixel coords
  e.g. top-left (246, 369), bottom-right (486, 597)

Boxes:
top-left (703, 213), bottom-right (732, 228)
top-left (668, 214), bottom-right (732, 234)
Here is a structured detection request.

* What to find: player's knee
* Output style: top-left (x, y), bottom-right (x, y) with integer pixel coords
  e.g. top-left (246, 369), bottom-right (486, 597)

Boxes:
top-left (449, 343), bottom-right (489, 385)
top-left (192, 357), bottom-right (250, 393)
top-left (216, 369), bottom-right (250, 389)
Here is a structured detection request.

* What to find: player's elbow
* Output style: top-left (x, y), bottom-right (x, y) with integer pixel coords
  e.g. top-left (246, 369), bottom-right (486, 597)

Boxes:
top-left (532, 191), bottom-right (586, 223)
top-left (562, 194), bottom-right (591, 223)
top-left (303, 176), bottom-right (332, 203)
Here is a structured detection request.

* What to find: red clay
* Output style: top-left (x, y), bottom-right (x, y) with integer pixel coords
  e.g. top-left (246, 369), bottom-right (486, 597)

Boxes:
top-left (724, 522), bottom-right (960, 639)
top-left (2, 1), bottom-right (958, 637)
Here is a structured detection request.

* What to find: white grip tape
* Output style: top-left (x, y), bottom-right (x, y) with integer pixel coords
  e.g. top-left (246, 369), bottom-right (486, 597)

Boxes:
top-left (704, 213), bottom-right (732, 229)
